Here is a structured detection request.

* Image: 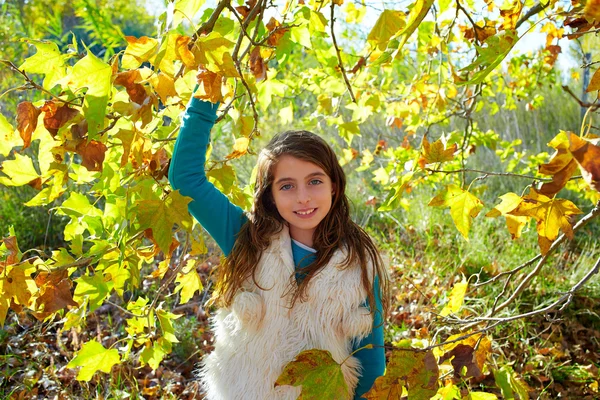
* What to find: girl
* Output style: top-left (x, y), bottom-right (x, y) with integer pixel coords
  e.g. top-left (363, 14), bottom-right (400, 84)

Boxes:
top-left (169, 91), bottom-right (390, 400)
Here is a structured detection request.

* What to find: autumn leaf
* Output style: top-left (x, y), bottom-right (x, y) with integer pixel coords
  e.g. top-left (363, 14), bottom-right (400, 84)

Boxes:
top-left (226, 137), bottom-right (250, 160)
top-left (440, 281), bottom-right (468, 317)
top-left (486, 193), bottom-right (530, 239)
top-left (459, 30), bottom-right (518, 85)
top-left (569, 133), bottom-right (600, 192)
top-left (365, 347), bottom-right (439, 400)
top-left (499, 0), bottom-right (523, 30)
top-left (538, 131), bottom-right (579, 197)
top-left (275, 349), bottom-right (349, 399)
top-left (114, 70), bottom-right (149, 105)
top-left (122, 36), bottom-right (159, 69)
top-left (393, 0), bottom-right (436, 53)
top-left (429, 185), bottom-right (484, 240)
top-left (75, 140), bottom-right (108, 172)
top-left (66, 339), bottom-right (121, 381)
top-left (367, 10), bottom-right (406, 51)
top-left (34, 270), bottom-right (79, 320)
top-left (16, 101), bottom-right (40, 149)
top-left (266, 17), bottom-right (288, 47)
top-left (585, 68), bottom-right (600, 92)
top-left (170, 0), bottom-right (205, 29)
top-left (73, 273), bottom-right (109, 312)
top-left (195, 69), bottom-right (223, 103)
top-left (40, 101), bottom-right (79, 136)
top-left (250, 46), bottom-right (267, 82)
top-left (174, 260), bottom-right (203, 304)
top-left (175, 35), bottom-right (197, 69)
top-left (509, 188), bottom-right (583, 254)
top-left (418, 136), bottom-right (457, 168)
top-left (0, 113), bottom-right (20, 157)
top-left (149, 73), bottom-right (178, 104)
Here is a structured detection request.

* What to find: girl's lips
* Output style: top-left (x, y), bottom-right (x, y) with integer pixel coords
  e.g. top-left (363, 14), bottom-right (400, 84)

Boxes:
top-left (294, 208), bottom-right (317, 218)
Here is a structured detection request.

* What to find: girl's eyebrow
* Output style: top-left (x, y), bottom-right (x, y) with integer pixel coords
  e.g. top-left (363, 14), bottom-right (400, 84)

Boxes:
top-left (274, 172), bottom-right (326, 185)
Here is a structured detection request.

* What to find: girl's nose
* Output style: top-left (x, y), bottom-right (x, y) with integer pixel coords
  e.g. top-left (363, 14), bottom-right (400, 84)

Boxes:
top-left (296, 188), bottom-right (311, 203)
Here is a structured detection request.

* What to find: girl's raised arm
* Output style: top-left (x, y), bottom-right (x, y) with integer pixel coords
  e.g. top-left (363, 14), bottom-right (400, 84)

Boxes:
top-left (169, 96), bottom-right (246, 256)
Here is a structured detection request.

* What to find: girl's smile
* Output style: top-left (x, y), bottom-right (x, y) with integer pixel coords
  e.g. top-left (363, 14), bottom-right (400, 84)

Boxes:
top-left (271, 155), bottom-right (334, 247)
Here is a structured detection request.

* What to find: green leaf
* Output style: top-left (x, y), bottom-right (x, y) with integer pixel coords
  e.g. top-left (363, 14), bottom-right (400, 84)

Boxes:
top-left (68, 49), bottom-right (112, 136)
top-left (170, 0), bottom-right (205, 29)
top-left (19, 40), bottom-right (69, 90)
top-left (0, 153), bottom-right (40, 186)
top-left (428, 185), bottom-right (483, 240)
top-left (157, 308), bottom-right (181, 343)
top-left (73, 274), bottom-right (109, 312)
top-left (468, 393), bottom-right (498, 400)
top-left (140, 337), bottom-right (171, 370)
top-left (174, 260), bottom-right (203, 304)
top-left (459, 30), bottom-right (519, 85)
top-left (133, 190), bottom-right (193, 254)
top-left (494, 368), bottom-right (515, 400)
top-left (66, 340), bottom-right (120, 381)
top-left (275, 349), bottom-right (348, 399)
top-left (367, 10), bottom-right (406, 51)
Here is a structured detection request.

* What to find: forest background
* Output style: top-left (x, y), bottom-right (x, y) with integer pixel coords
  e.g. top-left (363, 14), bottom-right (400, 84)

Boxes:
top-left (0, 0), bottom-right (599, 398)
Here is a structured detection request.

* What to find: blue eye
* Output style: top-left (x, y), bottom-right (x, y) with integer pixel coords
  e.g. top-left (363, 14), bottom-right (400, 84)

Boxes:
top-left (280, 184), bottom-right (293, 191)
top-left (309, 179), bottom-right (322, 185)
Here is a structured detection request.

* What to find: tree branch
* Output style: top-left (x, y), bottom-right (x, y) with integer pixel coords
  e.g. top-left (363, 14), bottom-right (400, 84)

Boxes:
top-left (425, 167), bottom-right (583, 182)
top-left (515, 1), bottom-right (551, 30)
top-left (562, 85), bottom-right (600, 109)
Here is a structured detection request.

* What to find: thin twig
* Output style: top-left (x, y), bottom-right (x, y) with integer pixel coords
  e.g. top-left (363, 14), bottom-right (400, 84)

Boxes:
top-left (425, 167), bottom-right (583, 182)
top-left (515, 1), bottom-right (551, 29)
top-left (190, 0), bottom-right (231, 44)
top-left (562, 85), bottom-right (600, 109)
top-left (450, 255), bottom-right (600, 326)
top-left (330, 1), bottom-right (356, 103)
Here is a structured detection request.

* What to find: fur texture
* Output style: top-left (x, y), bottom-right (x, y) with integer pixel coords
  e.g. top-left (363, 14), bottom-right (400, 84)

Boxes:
top-left (200, 226), bottom-right (373, 400)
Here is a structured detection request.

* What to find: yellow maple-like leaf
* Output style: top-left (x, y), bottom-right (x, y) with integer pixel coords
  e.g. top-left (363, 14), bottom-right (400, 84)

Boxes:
top-left (122, 36), bottom-right (159, 69)
top-left (174, 260), bottom-right (203, 304)
top-left (486, 193), bottom-right (530, 239)
top-left (418, 136), bottom-right (457, 168)
top-left (509, 189), bottom-right (582, 255)
top-left (429, 185), bottom-right (483, 240)
top-left (569, 133), bottom-right (600, 192)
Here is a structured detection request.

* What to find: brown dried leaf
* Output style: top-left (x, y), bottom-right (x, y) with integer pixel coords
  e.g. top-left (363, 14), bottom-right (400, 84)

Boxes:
top-left (40, 101), bottom-right (80, 136)
top-left (114, 70), bottom-right (149, 105)
top-left (569, 134), bottom-right (600, 191)
top-left (16, 101), bottom-right (41, 149)
top-left (249, 47), bottom-right (267, 82)
top-left (266, 17), bottom-right (288, 47)
top-left (195, 70), bottom-right (223, 103)
top-left (586, 68), bottom-right (600, 92)
top-left (34, 270), bottom-right (78, 320)
top-left (75, 140), bottom-right (108, 172)
top-left (440, 344), bottom-right (482, 379)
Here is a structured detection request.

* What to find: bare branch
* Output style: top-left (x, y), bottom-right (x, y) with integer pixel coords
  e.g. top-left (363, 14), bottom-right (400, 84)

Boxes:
top-left (190, 0), bottom-right (231, 43)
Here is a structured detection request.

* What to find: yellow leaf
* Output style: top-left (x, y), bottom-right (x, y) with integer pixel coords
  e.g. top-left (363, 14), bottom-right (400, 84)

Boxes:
top-left (440, 281), bottom-right (468, 316)
top-left (0, 153), bottom-right (41, 187)
top-left (67, 340), bottom-right (121, 381)
top-left (418, 136), bottom-right (457, 168)
top-left (175, 260), bottom-right (203, 304)
top-left (486, 193), bottom-right (529, 239)
top-left (122, 36), bottom-right (159, 69)
top-left (569, 133), bottom-right (600, 192)
top-left (429, 185), bottom-right (483, 240)
top-left (226, 137), bottom-right (250, 159)
top-left (509, 189), bottom-right (582, 254)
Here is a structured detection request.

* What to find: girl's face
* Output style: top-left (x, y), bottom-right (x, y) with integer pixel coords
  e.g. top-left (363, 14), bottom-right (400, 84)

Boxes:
top-left (270, 155), bottom-right (334, 247)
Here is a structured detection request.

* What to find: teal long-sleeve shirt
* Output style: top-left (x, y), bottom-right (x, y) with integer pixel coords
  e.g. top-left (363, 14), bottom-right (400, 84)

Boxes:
top-left (168, 97), bottom-right (384, 399)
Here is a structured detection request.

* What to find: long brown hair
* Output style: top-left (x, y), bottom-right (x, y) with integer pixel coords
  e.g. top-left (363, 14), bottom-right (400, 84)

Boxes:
top-left (212, 130), bottom-right (390, 316)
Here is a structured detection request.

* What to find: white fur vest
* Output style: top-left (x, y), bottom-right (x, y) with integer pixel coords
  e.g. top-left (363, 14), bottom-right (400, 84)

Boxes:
top-left (200, 225), bottom-right (373, 400)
